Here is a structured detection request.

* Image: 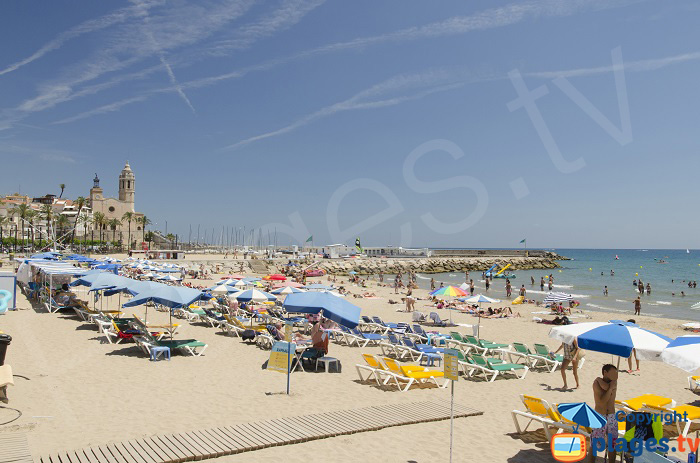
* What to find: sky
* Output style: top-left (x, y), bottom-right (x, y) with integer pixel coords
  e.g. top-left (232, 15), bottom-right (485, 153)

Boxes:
top-left (1, 0), bottom-right (699, 249)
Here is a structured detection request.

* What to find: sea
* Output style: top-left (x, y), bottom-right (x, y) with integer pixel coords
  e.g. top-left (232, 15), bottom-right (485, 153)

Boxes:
top-left (410, 249), bottom-right (700, 321)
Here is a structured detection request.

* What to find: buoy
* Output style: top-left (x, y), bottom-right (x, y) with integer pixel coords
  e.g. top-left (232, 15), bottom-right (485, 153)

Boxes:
top-left (635, 273), bottom-right (638, 276)
top-left (589, 268), bottom-right (592, 271)
top-left (640, 266), bottom-right (643, 269)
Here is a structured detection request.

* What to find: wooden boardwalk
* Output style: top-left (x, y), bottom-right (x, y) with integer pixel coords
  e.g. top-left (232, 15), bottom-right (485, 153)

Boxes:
top-left (35, 401), bottom-right (481, 463)
top-left (0, 433), bottom-right (33, 463)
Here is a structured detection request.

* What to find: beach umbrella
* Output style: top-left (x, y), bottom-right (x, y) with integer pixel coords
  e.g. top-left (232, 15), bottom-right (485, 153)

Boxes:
top-left (123, 285), bottom-right (205, 308)
top-left (549, 320), bottom-right (671, 360)
top-left (543, 292), bottom-right (573, 304)
top-left (430, 285), bottom-right (468, 297)
top-left (216, 278), bottom-right (239, 286)
top-left (273, 281), bottom-right (304, 289)
top-left (242, 277), bottom-right (261, 283)
top-left (556, 403), bottom-right (606, 434)
top-left (304, 283), bottom-right (334, 291)
top-left (232, 289), bottom-right (276, 303)
top-left (271, 286), bottom-right (305, 295)
top-left (283, 291), bottom-right (361, 328)
top-left (660, 336), bottom-right (700, 372)
top-left (263, 274), bottom-right (286, 281)
top-left (229, 279), bottom-right (248, 287)
top-left (207, 284), bottom-right (241, 295)
top-left (156, 274), bottom-right (182, 282)
top-left (221, 274), bottom-right (245, 280)
top-left (460, 294), bottom-right (501, 304)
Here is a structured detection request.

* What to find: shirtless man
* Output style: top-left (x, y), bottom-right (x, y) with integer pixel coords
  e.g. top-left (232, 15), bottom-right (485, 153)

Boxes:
top-left (591, 364), bottom-right (618, 462)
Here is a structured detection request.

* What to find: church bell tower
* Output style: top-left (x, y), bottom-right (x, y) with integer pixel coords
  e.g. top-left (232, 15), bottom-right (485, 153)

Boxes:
top-left (118, 161), bottom-right (135, 211)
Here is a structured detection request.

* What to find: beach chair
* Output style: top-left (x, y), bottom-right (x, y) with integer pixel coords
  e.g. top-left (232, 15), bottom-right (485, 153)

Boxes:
top-left (532, 344), bottom-right (585, 370)
top-left (403, 337), bottom-right (443, 366)
top-left (469, 354), bottom-right (528, 382)
top-left (429, 312), bottom-right (451, 327)
top-left (372, 316), bottom-right (400, 332)
top-left (407, 324), bottom-right (429, 343)
top-left (507, 343), bottom-right (556, 371)
top-left (202, 309), bottom-right (226, 328)
top-left (381, 357), bottom-right (449, 391)
top-left (349, 328), bottom-right (385, 348)
top-left (132, 318), bottom-right (207, 357)
top-left (643, 403), bottom-right (700, 438)
top-left (379, 333), bottom-right (405, 358)
top-left (446, 332), bottom-right (476, 353)
top-left (512, 395), bottom-right (581, 440)
top-left (462, 335), bottom-right (503, 354)
top-left (689, 376), bottom-right (700, 392)
top-left (412, 311), bottom-right (426, 323)
top-left (359, 316), bottom-right (385, 333)
top-left (356, 353), bottom-right (397, 385)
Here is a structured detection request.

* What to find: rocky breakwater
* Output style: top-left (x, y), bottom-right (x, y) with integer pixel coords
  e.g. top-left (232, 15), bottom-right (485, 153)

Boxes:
top-left (315, 253), bottom-right (564, 276)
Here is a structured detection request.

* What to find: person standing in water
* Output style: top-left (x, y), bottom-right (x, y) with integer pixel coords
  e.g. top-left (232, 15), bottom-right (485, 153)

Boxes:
top-left (646, 283), bottom-right (651, 295)
top-left (634, 296), bottom-right (641, 316)
top-left (469, 279), bottom-right (475, 296)
top-left (540, 277), bottom-right (545, 291)
top-left (531, 275), bottom-right (535, 286)
top-left (603, 286), bottom-right (608, 296)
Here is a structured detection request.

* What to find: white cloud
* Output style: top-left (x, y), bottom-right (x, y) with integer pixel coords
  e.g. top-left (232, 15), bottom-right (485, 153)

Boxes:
top-left (527, 51), bottom-right (700, 78)
top-left (51, 96), bottom-right (150, 125)
top-left (221, 68), bottom-right (495, 150)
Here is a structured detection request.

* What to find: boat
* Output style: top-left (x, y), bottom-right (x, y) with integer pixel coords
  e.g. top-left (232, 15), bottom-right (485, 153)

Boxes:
top-left (687, 249), bottom-right (691, 254)
top-left (493, 273), bottom-right (516, 279)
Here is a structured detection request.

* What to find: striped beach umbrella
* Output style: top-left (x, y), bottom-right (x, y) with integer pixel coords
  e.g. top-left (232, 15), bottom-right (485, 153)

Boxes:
top-left (549, 320), bottom-right (671, 360)
top-left (207, 284), bottom-right (241, 295)
top-left (430, 285), bottom-right (468, 297)
top-left (273, 281), bottom-right (304, 289)
top-left (232, 289), bottom-right (276, 302)
top-left (460, 294), bottom-right (501, 304)
top-left (543, 292), bottom-right (573, 304)
top-left (660, 336), bottom-right (700, 372)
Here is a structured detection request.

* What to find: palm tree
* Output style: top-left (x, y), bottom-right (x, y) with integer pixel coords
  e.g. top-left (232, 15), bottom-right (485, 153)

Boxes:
top-left (58, 184), bottom-right (66, 198)
top-left (139, 215), bottom-right (152, 247)
top-left (92, 212), bottom-right (105, 244)
top-left (108, 218), bottom-right (121, 244)
top-left (40, 204), bottom-right (53, 247)
top-left (122, 211), bottom-right (134, 250)
top-left (0, 215), bottom-right (7, 248)
top-left (78, 214), bottom-right (91, 251)
top-left (26, 209), bottom-right (37, 250)
top-left (9, 203), bottom-right (31, 248)
top-left (145, 231), bottom-right (155, 250)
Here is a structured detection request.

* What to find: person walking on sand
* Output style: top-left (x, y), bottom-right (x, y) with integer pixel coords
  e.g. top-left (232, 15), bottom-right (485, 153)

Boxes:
top-left (405, 287), bottom-right (415, 312)
top-left (634, 296), bottom-right (641, 316)
top-left (552, 339), bottom-right (581, 390)
top-left (591, 365), bottom-right (619, 463)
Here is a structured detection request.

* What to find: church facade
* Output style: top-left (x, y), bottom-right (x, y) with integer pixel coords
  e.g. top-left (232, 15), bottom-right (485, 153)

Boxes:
top-left (89, 162), bottom-right (144, 247)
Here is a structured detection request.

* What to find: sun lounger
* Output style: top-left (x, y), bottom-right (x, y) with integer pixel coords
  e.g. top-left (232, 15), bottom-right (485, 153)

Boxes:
top-left (469, 354), bottom-right (528, 382)
top-left (616, 394), bottom-right (676, 412)
top-left (132, 317), bottom-right (207, 357)
top-left (531, 343), bottom-right (585, 370)
top-left (356, 353), bottom-right (396, 385)
top-left (381, 357), bottom-right (449, 391)
top-left (508, 342), bottom-right (559, 371)
top-left (348, 328), bottom-right (385, 347)
top-left (359, 316), bottom-right (386, 334)
top-left (446, 332), bottom-right (478, 354)
top-left (643, 403), bottom-right (700, 437)
top-left (689, 376), bottom-right (700, 392)
top-left (512, 394), bottom-right (583, 440)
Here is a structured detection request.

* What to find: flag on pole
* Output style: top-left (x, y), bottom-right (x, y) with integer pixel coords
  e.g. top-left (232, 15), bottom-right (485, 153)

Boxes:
top-left (355, 237), bottom-right (363, 253)
top-left (306, 235), bottom-right (313, 243)
top-left (519, 239), bottom-right (526, 244)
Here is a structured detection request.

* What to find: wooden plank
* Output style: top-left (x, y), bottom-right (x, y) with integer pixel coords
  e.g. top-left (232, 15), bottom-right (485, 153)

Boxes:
top-left (136, 438), bottom-right (169, 463)
top-left (145, 436), bottom-right (179, 463)
top-left (215, 426), bottom-right (253, 452)
top-left (221, 425), bottom-right (261, 451)
top-left (262, 419), bottom-right (305, 443)
top-left (274, 418), bottom-right (316, 441)
top-left (150, 436), bottom-right (183, 463)
top-left (158, 435), bottom-right (193, 462)
top-left (189, 431), bottom-right (225, 458)
top-left (114, 442), bottom-right (147, 463)
top-left (283, 415), bottom-right (328, 439)
top-left (128, 440), bottom-right (158, 463)
top-left (104, 444), bottom-right (129, 463)
top-left (93, 446), bottom-right (118, 463)
top-left (208, 427), bottom-right (242, 453)
top-left (184, 431), bottom-right (218, 459)
top-left (241, 423), bottom-right (277, 447)
top-left (175, 433), bottom-right (207, 460)
top-left (199, 429), bottom-right (238, 455)
top-left (80, 449), bottom-right (102, 463)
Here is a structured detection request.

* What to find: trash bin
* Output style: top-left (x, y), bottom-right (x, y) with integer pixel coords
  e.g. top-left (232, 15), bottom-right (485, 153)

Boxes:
top-left (0, 334), bottom-right (11, 366)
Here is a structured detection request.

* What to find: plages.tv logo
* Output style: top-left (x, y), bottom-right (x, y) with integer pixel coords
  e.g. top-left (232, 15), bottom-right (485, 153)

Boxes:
top-left (551, 433), bottom-right (587, 462)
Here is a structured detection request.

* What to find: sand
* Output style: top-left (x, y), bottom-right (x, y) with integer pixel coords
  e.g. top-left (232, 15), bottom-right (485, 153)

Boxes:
top-left (0, 255), bottom-right (698, 462)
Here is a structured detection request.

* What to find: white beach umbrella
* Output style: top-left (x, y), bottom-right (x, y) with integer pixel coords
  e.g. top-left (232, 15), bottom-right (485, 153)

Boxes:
top-left (232, 289), bottom-right (276, 302)
top-left (208, 284), bottom-right (239, 295)
top-left (660, 336), bottom-right (700, 372)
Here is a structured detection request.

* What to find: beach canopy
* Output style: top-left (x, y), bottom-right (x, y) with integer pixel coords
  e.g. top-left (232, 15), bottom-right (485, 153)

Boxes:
top-left (232, 289), bottom-right (276, 302)
top-left (460, 294), bottom-right (500, 304)
top-left (430, 285), bottom-right (468, 297)
top-left (660, 336), bottom-right (700, 373)
top-left (123, 285), bottom-right (205, 309)
top-left (271, 286), bottom-right (305, 295)
top-left (207, 284), bottom-right (240, 295)
top-left (549, 320), bottom-right (671, 360)
top-left (30, 252), bottom-right (61, 260)
top-left (273, 281), bottom-right (304, 289)
top-left (556, 403), bottom-right (606, 431)
top-left (283, 291), bottom-right (361, 328)
top-left (543, 292), bottom-right (573, 304)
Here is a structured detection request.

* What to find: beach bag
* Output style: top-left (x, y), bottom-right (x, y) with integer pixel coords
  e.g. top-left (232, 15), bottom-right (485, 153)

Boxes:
top-left (241, 330), bottom-right (256, 341)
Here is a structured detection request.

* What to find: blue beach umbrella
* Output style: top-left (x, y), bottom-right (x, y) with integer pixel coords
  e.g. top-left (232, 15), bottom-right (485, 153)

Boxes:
top-left (549, 320), bottom-right (671, 360)
top-left (557, 403), bottom-right (607, 452)
top-left (283, 291), bottom-right (361, 328)
top-left (232, 289), bottom-right (276, 302)
top-left (271, 286), bottom-right (305, 295)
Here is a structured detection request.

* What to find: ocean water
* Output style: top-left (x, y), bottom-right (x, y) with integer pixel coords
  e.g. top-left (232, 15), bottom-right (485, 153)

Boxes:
top-left (412, 249), bottom-right (700, 321)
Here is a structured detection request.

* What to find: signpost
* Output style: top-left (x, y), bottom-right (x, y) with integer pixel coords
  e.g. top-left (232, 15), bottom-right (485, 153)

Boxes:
top-left (444, 348), bottom-right (459, 463)
top-left (267, 341), bottom-right (296, 395)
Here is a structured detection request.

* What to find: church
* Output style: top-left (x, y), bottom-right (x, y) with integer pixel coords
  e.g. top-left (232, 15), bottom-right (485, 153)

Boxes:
top-left (89, 162), bottom-right (144, 247)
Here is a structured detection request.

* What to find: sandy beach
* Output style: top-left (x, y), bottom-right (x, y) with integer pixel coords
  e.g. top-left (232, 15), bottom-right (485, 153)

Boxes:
top-left (1, 255), bottom-right (698, 462)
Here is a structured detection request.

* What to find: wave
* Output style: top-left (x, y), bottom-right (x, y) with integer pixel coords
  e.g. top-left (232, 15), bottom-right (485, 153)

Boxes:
top-left (415, 274), bottom-right (431, 280)
top-left (615, 299), bottom-right (628, 303)
top-left (527, 289), bottom-right (590, 298)
top-left (655, 301), bottom-right (672, 305)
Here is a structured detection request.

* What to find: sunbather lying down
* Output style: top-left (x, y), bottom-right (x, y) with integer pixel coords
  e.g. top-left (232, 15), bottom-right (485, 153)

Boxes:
top-left (534, 315), bottom-right (572, 325)
top-left (479, 307), bottom-right (521, 318)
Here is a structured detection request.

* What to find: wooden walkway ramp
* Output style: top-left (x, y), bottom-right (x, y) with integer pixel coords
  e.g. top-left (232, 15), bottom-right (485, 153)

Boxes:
top-left (0, 433), bottom-right (33, 463)
top-left (36, 400), bottom-right (481, 463)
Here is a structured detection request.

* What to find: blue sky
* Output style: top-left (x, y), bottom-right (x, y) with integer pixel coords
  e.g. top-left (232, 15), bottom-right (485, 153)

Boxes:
top-left (1, 0), bottom-right (699, 249)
